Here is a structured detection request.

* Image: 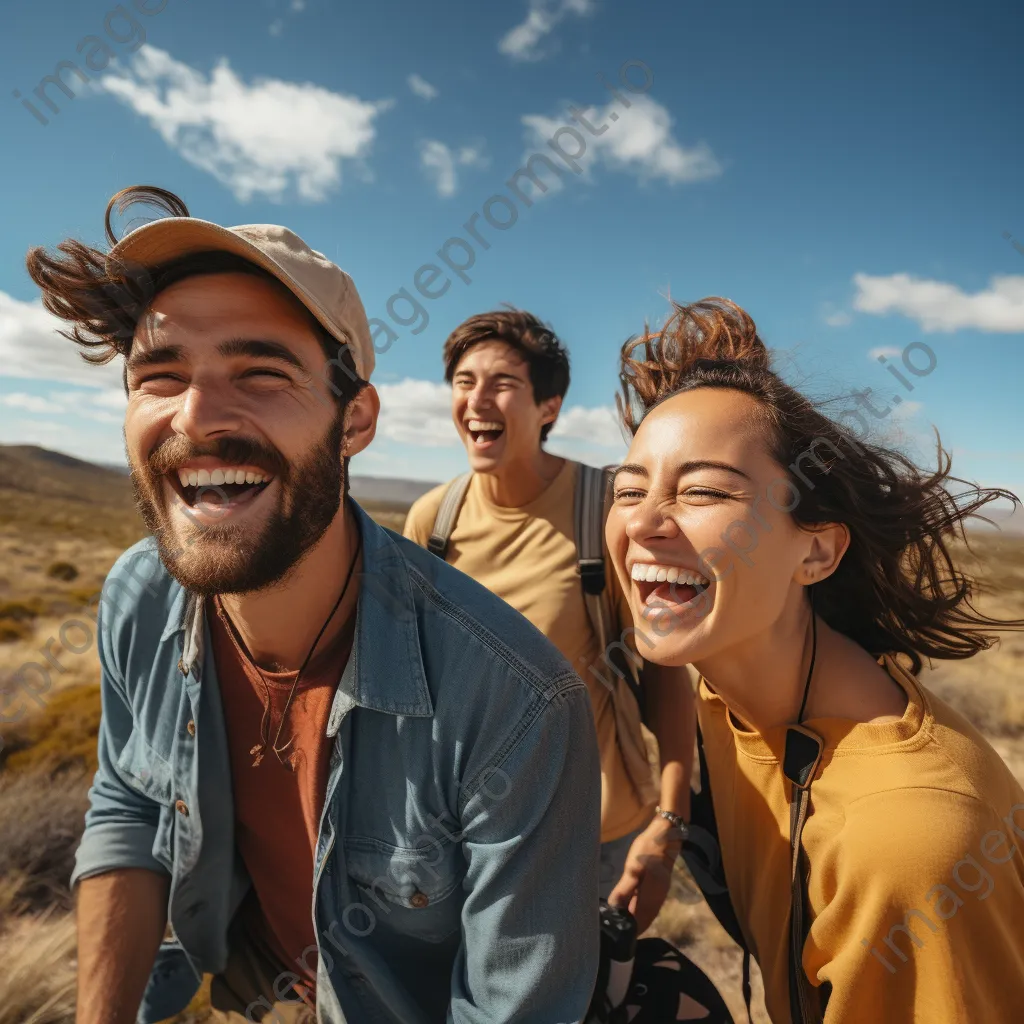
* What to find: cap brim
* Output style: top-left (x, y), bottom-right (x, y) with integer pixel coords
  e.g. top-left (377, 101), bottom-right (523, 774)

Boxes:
top-left (110, 218), bottom-right (362, 373)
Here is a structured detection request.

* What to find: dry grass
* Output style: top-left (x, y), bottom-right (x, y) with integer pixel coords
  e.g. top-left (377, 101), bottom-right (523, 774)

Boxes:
top-left (0, 911), bottom-right (77, 1024)
top-left (1, 495), bottom-right (1022, 1023)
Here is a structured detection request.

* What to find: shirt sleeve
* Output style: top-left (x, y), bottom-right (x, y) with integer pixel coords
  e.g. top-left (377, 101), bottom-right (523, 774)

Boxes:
top-left (71, 598), bottom-right (168, 888)
top-left (812, 787), bottom-right (1024, 1023)
top-left (403, 488), bottom-right (445, 547)
top-left (448, 680), bottom-right (602, 1024)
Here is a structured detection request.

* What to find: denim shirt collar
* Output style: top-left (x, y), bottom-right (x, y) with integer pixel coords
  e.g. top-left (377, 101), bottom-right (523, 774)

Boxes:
top-left (159, 501), bottom-right (433, 728)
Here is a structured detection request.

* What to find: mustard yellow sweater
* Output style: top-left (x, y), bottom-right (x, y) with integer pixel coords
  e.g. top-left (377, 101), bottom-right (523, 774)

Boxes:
top-left (698, 655), bottom-right (1024, 1023)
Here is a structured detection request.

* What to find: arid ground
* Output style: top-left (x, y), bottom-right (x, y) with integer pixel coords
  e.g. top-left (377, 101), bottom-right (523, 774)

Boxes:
top-left (1, 444), bottom-right (1021, 1024)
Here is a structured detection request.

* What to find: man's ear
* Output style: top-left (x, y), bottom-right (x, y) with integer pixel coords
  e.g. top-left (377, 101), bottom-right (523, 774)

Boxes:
top-left (539, 394), bottom-right (563, 428)
top-left (797, 522), bottom-right (850, 585)
top-left (342, 384), bottom-right (379, 457)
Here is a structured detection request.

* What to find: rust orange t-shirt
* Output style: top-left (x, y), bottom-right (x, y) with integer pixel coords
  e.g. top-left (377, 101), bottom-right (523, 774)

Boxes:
top-left (210, 595), bottom-right (355, 998)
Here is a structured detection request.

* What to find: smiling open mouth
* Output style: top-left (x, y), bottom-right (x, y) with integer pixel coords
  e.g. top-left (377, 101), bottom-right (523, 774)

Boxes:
top-left (171, 465), bottom-right (275, 511)
top-left (631, 562), bottom-right (710, 610)
top-left (467, 418), bottom-right (505, 447)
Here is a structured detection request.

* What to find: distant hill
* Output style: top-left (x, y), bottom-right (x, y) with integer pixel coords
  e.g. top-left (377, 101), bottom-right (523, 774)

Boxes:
top-left (0, 444), bottom-right (432, 540)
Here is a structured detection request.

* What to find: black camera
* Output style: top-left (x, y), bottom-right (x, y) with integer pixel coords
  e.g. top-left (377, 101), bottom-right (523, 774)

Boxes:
top-left (587, 900), bottom-right (638, 1022)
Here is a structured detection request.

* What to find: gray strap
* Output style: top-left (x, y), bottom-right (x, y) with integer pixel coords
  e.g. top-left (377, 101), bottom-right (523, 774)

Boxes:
top-left (427, 472), bottom-right (473, 559)
top-left (575, 464), bottom-right (611, 656)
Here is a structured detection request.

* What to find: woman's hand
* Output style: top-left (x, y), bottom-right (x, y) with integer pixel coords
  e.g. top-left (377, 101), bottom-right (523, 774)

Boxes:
top-left (607, 816), bottom-right (683, 934)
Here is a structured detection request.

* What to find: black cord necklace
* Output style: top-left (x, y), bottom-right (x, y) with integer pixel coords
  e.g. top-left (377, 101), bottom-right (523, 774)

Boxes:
top-left (796, 586), bottom-right (819, 726)
top-left (237, 528), bottom-right (363, 769)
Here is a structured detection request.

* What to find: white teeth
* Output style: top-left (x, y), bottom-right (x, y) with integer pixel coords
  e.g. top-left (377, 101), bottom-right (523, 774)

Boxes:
top-left (196, 469), bottom-right (211, 486)
top-left (177, 470), bottom-right (190, 488)
top-left (468, 419), bottom-right (503, 432)
top-left (188, 471), bottom-right (199, 487)
top-left (630, 563), bottom-right (710, 587)
top-left (210, 469), bottom-right (225, 486)
top-left (224, 469), bottom-right (237, 485)
top-left (253, 473), bottom-right (265, 484)
top-left (245, 471), bottom-right (255, 484)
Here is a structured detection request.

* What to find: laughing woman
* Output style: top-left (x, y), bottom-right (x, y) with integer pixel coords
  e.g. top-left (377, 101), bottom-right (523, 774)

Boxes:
top-left (605, 298), bottom-right (1024, 1024)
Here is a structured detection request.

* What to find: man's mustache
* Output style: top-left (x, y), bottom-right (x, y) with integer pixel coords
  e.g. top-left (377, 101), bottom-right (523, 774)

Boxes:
top-left (145, 435), bottom-right (290, 483)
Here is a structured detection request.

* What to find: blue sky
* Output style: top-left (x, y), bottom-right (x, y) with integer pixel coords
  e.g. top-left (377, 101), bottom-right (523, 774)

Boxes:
top-left (1, 0), bottom-right (1021, 504)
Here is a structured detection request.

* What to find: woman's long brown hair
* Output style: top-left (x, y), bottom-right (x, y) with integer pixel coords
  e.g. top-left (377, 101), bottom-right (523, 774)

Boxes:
top-left (616, 297), bottom-right (1023, 672)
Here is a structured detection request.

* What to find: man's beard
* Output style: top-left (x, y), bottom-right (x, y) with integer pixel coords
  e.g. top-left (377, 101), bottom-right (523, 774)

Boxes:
top-left (130, 414), bottom-right (346, 596)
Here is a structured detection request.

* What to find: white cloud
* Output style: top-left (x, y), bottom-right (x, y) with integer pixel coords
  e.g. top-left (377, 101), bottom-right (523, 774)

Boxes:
top-left (291, 0), bottom-right (307, 10)
top-left (499, 0), bottom-right (595, 62)
top-left (407, 73), bottom-right (439, 101)
top-left (549, 404), bottom-right (626, 449)
top-left (418, 140), bottom-right (489, 197)
top-left (1, 393), bottom-right (63, 414)
top-left (97, 45), bottom-right (393, 202)
top-left (521, 95), bottom-right (721, 194)
top-left (268, 19), bottom-right (284, 36)
top-left (824, 311), bottom-right (852, 327)
top-left (0, 291), bottom-right (123, 391)
top-left (375, 379), bottom-right (627, 452)
top-left (867, 346), bottom-right (902, 360)
top-left (376, 379), bottom-right (460, 447)
top-left (0, 389), bottom-right (125, 424)
top-left (890, 399), bottom-right (924, 421)
top-left (852, 273), bottom-right (1024, 333)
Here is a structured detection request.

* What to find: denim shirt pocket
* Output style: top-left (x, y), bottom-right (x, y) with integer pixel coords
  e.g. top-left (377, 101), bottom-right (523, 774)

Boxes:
top-left (343, 835), bottom-right (463, 943)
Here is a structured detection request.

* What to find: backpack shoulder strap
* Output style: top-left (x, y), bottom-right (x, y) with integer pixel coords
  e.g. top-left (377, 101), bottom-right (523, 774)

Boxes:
top-left (574, 463), bottom-right (612, 651)
top-left (427, 472), bottom-right (473, 559)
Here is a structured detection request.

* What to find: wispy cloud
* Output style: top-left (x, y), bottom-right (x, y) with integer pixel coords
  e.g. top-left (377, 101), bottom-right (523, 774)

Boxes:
top-left (0, 291), bottom-right (122, 391)
top-left (269, 19), bottom-right (284, 36)
top-left (418, 140), bottom-right (489, 197)
top-left (407, 73), bottom-right (439, 101)
top-left (824, 311), bottom-right (852, 327)
top-left (853, 273), bottom-right (1024, 333)
top-left (549, 404), bottom-right (626, 449)
top-left (377, 380), bottom-right (459, 446)
top-left (499, 0), bottom-right (595, 62)
top-left (97, 46), bottom-right (393, 202)
top-left (521, 95), bottom-right (721, 191)
top-left (868, 346), bottom-right (902, 360)
top-left (0, 389), bottom-right (125, 424)
top-left (376, 379), bottom-right (627, 451)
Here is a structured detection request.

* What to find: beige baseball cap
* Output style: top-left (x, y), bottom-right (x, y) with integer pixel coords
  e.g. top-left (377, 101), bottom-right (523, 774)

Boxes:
top-left (110, 217), bottom-right (374, 381)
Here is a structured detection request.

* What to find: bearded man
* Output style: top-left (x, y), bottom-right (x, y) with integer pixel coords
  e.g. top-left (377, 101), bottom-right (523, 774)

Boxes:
top-left (26, 186), bottom-right (600, 1024)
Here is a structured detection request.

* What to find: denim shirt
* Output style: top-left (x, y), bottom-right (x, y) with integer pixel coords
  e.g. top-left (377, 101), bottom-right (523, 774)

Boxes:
top-left (72, 502), bottom-right (601, 1023)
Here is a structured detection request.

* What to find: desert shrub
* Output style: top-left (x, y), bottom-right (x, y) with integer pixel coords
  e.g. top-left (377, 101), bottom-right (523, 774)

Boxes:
top-left (0, 618), bottom-right (32, 643)
top-left (0, 597), bottom-right (46, 622)
top-left (0, 684), bottom-right (101, 776)
top-left (46, 562), bottom-right (79, 582)
top-left (0, 910), bottom-right (77, 1024)
top-left (0, 768), bottom-right (90, 916)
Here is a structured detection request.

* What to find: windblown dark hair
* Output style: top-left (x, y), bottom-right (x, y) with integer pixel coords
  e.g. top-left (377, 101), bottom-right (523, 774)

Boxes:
top-left (25, 186), bottom-right (363, 404)
top-left (617, 297), bottom-right (1023, 672)
top-left (443, 306), bottom-right (570, 442)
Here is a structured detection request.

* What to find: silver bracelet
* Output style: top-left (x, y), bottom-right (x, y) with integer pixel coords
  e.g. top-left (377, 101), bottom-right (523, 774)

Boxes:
top-left (655, 806), bottom-right (689, 840)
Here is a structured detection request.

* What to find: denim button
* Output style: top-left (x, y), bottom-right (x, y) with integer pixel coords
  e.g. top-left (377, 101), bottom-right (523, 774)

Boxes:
top-left (186, 719), bottom-right (195, 737)
top-left (175, 799), bottom-right (189, 816)
top-left (177, 658), bottom-right (187, 676)
top-left (410, 891), bottom-right (429, 909)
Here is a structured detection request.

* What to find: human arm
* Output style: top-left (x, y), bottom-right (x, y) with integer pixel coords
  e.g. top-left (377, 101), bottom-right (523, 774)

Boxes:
top-left (449, 681), bottom-right (601, 1024)
top-left (77, 869), bottom-right (169, 1024)
top-left (73, 600), bottom-right (171, 1022)
top-left (608, 661), bottom-right (696, 932)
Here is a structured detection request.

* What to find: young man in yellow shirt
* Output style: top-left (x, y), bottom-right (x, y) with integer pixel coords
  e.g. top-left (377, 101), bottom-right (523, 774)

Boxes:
top-left (404, 309), bottom-right (695, 929)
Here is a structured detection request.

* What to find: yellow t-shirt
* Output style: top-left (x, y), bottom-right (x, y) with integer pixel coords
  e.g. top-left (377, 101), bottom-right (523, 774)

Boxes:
top-left (404, 460), bottom-right (656, 842)
top-left (698, 654), bottom-right (1024, 1023)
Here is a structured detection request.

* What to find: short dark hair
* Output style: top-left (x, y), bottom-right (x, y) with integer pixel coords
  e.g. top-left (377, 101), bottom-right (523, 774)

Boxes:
top-left (442, 307), bottom-right (570, 442)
